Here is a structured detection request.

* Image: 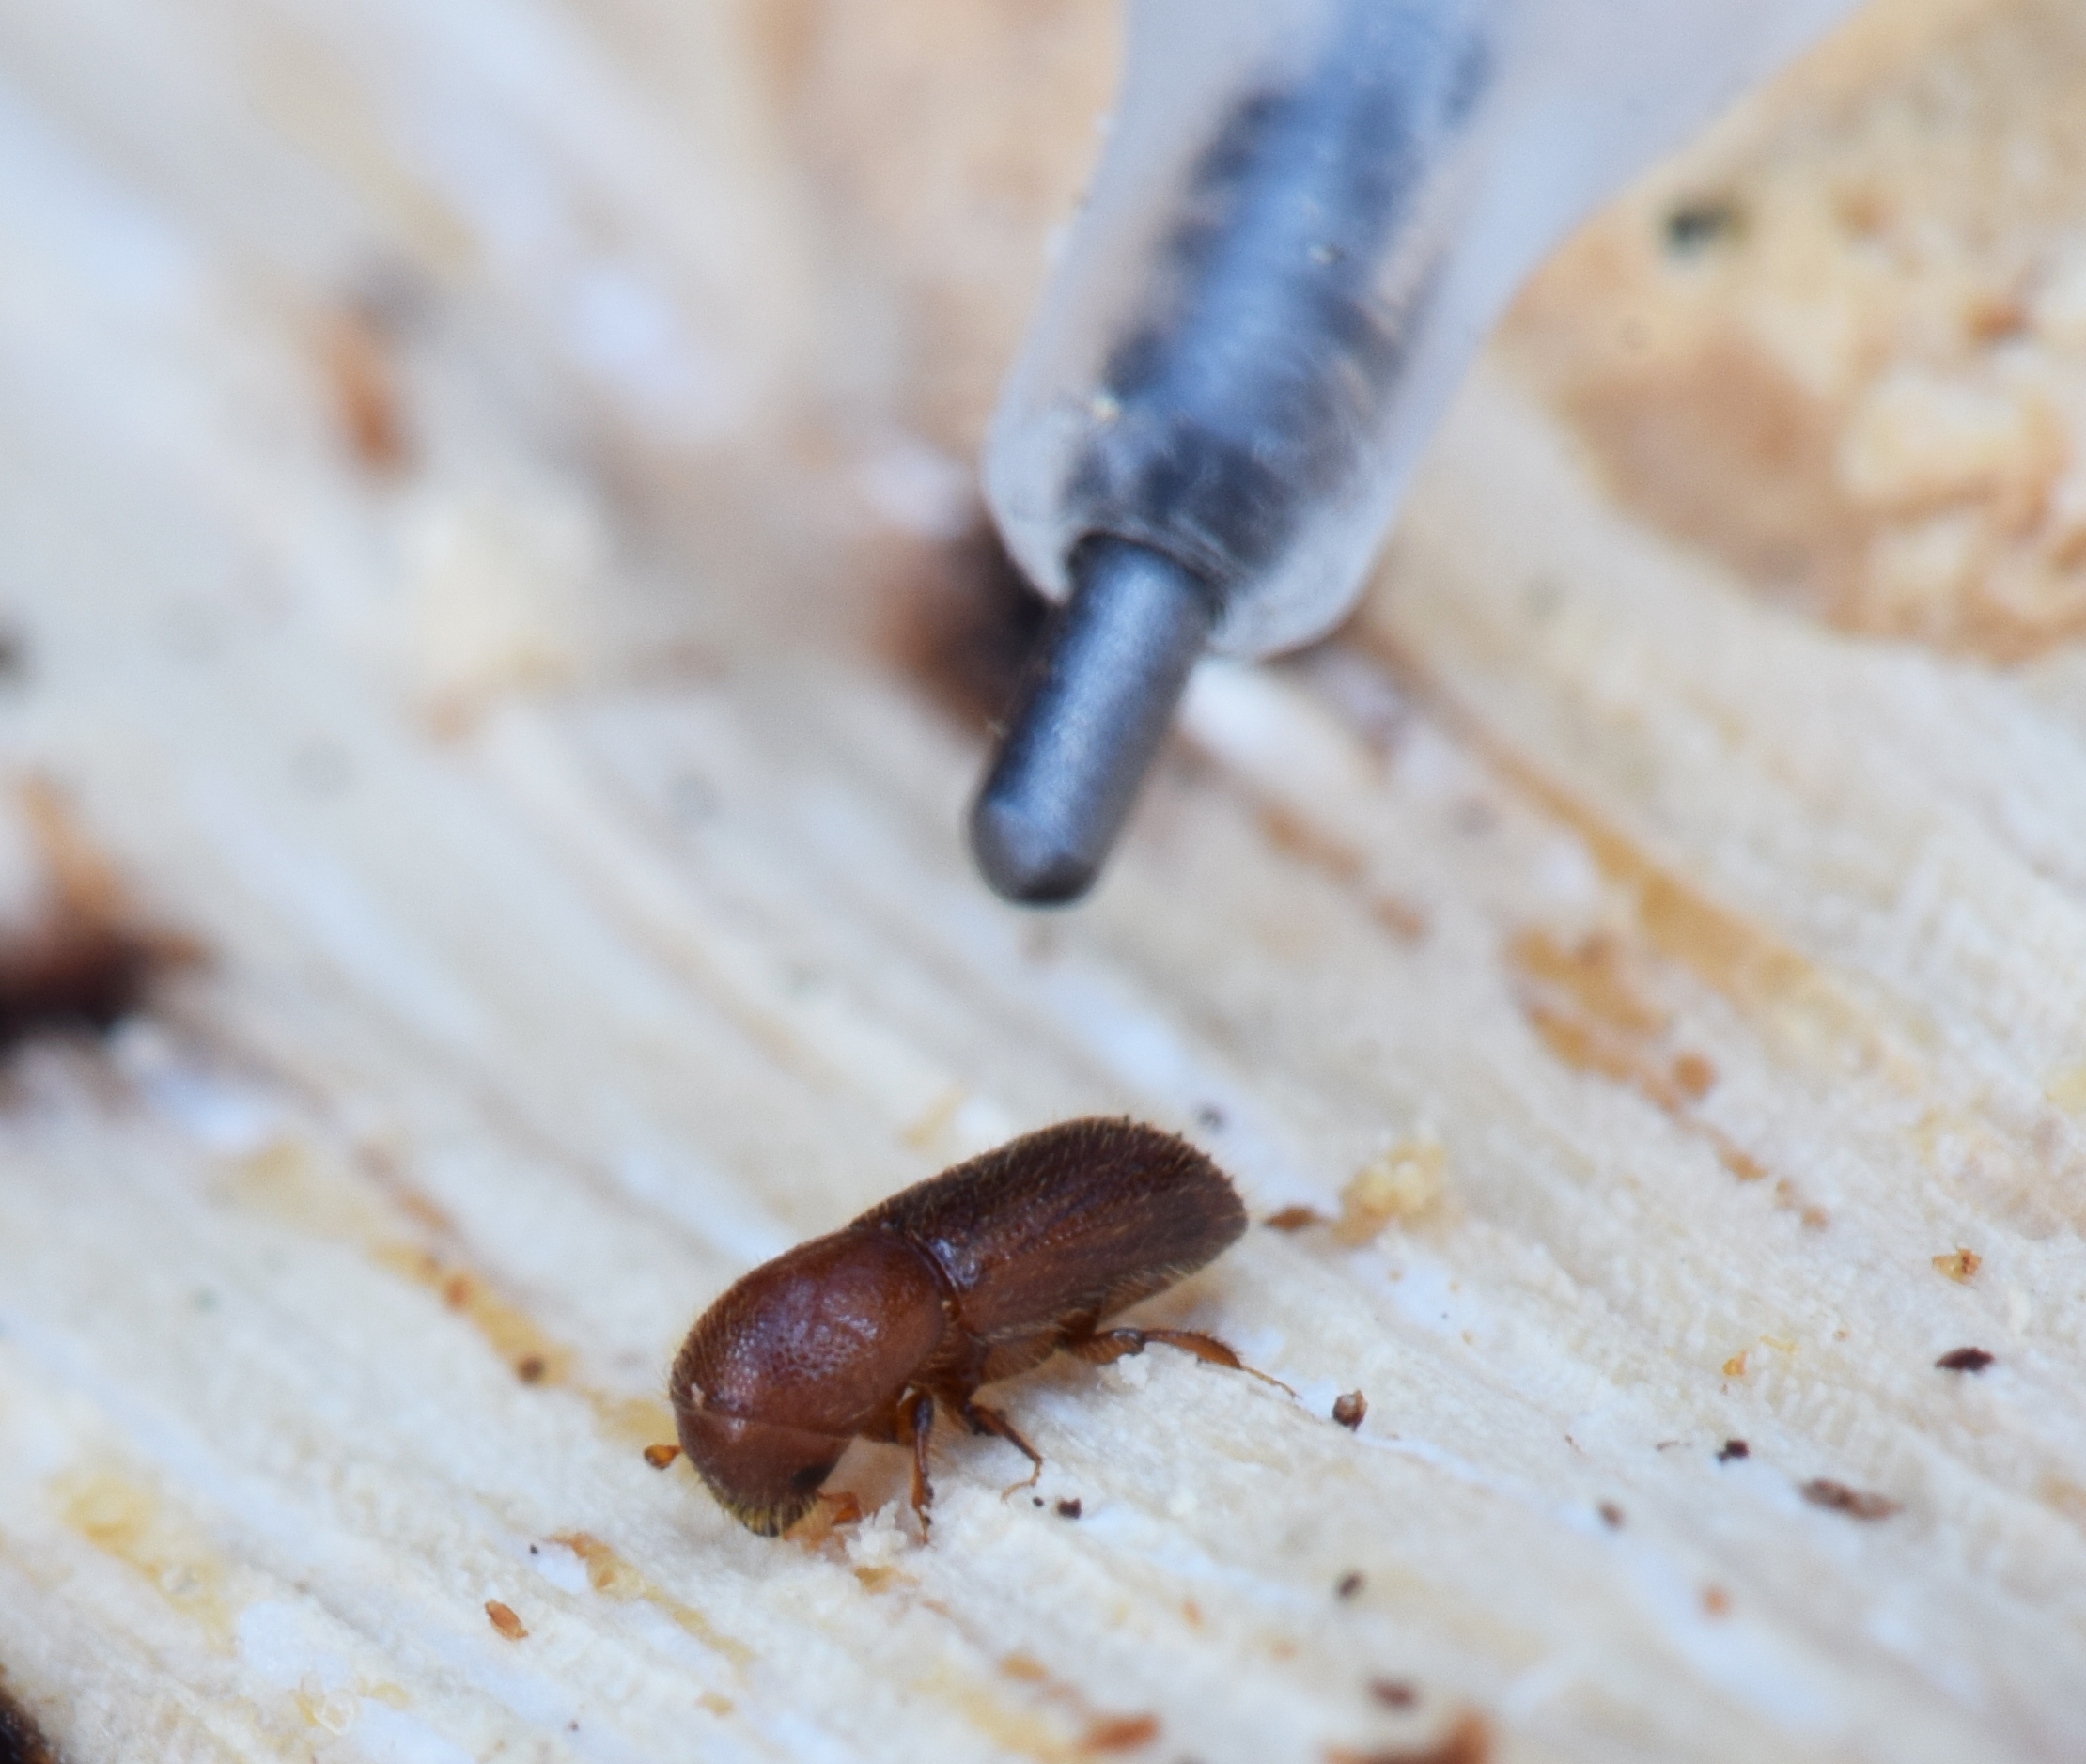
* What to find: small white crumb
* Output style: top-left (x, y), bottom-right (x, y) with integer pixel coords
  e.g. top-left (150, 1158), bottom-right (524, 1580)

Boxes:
top-left (1333, 1139), bottom-right (1446, 1244)
top-left (847, 1504), bottom-right (910, 1569)
top-left (315, 1691), bottom-right (359, 1736)
top-left (298, 1673), bottom-right (359, 1735)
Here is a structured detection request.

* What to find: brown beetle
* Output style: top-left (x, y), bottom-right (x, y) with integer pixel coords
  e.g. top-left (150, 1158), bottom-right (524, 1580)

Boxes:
top-left (670, 1117), bottom-right (1262, 1536)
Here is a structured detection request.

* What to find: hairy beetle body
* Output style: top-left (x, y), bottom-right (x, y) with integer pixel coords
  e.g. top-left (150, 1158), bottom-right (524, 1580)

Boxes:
top-left (670, 1117), bottom-right (1251, 1536)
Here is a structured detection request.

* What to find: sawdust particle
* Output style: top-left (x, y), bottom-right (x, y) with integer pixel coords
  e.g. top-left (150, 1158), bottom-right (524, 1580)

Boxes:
top-left (787, 1491), bottom-right (864, 1549)
top-left (1333, 1142), bottom-right (1445, 1244)
top-left (1670, 1052), bottom-right (1717, 1098)
top-left (1327, 1709), bottom-right (1490, 1764)
top-left (1372, 897), bottom-right (1428, 941)
top-left (1081, 1712), bottom-right (1160, 1752)
top-left (1717, 1145), bottom-right (1768, 1183)
top-left (1264, 1205), bottom-right (1331, 1232)
top-left (1800, 1479), bottom-right (1899, 1521)
top-left (318, 300), bottom-right (409, 472)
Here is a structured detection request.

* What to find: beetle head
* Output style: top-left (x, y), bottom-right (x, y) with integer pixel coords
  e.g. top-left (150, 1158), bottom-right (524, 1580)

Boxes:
top-left (673, 1401), bottom-right (850, 1537)
top-left (670, 1227), bottom-right (949, 1536)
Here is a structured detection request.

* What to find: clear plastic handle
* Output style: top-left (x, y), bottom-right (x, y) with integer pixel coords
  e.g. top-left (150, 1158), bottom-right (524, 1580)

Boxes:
top-left (983, 0), bottom-right (1860, 657)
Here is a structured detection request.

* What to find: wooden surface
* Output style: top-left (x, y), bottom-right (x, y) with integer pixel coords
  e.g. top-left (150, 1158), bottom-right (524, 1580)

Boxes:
top-left (4, 2), bottom-right (2086, 1760)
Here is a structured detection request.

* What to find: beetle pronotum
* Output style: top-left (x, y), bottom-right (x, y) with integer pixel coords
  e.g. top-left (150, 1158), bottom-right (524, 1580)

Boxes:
top-left (670, 1117), bottom-right (1275, 1536)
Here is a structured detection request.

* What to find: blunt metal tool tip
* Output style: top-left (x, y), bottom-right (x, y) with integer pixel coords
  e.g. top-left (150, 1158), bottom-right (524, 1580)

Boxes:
top-left (969, 539), bottom-right (1216, 905)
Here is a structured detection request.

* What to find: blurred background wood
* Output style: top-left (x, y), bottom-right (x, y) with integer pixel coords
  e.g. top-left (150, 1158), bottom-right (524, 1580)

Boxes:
top-left (4, 2), bottom-right (2086, 1760)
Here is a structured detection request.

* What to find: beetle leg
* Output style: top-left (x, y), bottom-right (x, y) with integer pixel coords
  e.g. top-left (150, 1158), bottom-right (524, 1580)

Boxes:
top-left (1131, 1327), bottom-right (1241, 1368)
top-left (1072, 1327), bottom-right (1297, 1396)
top-left (896, 1388), bottom-right (936, 1531)
top-left (1066, 1327), bottom-right (1139, 1366)
top-left (962, 1399), bottom-right (1046, 1500)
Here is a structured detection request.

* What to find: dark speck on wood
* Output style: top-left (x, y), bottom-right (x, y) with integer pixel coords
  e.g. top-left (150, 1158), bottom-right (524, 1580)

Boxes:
top-left (0, 1681), bottom-right (56, 1764)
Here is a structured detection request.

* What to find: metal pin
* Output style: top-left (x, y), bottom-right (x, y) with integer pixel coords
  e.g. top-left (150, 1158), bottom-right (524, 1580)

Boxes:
top-left (969, 539), bottom-right (1215, 904)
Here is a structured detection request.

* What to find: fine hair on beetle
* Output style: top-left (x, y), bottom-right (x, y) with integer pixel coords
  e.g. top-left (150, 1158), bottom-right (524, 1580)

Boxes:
top-left (670, 1116), bottom-right (1285, 1536)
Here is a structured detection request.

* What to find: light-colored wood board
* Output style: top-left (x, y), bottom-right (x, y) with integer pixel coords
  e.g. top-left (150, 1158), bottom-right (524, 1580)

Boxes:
top-left (2, 3), bottom-right (2083, 1762)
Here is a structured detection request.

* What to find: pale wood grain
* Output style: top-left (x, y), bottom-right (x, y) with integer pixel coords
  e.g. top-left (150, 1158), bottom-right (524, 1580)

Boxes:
top-left (1, 4), bottom-right (2081, 1762)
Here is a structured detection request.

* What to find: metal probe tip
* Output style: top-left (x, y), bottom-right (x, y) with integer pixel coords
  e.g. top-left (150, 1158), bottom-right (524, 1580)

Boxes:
top-left (969, 539), bottom-right (1216, 905)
